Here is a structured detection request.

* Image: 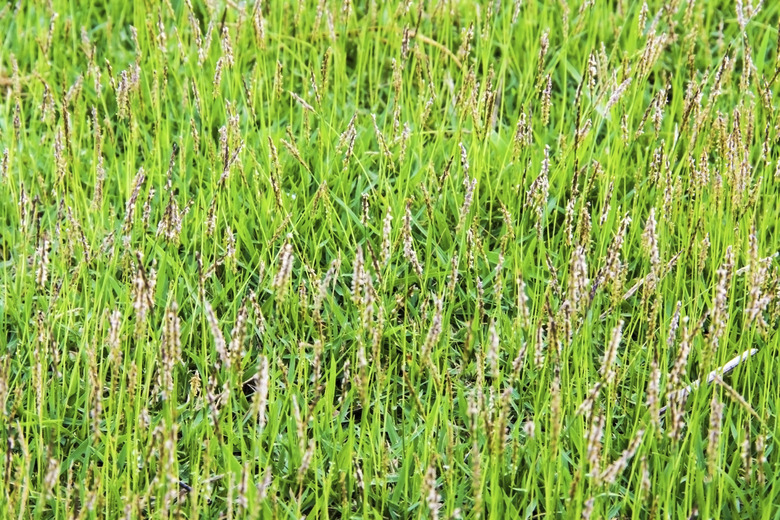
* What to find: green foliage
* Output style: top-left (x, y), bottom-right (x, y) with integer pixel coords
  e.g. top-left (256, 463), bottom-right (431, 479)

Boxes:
top-left (1, 0), bottom-right (779, 518)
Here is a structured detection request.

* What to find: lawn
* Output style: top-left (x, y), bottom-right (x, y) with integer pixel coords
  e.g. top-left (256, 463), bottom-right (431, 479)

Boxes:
top-left (1, 0), bottom-right (780, 518)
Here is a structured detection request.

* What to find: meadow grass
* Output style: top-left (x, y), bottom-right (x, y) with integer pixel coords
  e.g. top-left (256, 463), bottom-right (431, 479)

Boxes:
top-left (1, 0), bottom-right (780, 518)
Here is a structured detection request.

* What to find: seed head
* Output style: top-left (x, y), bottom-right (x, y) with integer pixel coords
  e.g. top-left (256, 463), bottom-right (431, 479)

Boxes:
top-left (422, 296), bottom-right (444, 360)
top-left (132, 252), bottom-right (156, 333)
top-left (568, 246), bottom-right (589, 315)
top-left (599, 320), bottom-right (624, 385)
top-left (253, 356), bottom-right (270, 430)
top-left (228, 299), bottom-right (249, 369)
top-left (160, 300), bottom-right (182, 400)
top-left (459, 175), bottom-right (477, 229)
top-left (252, 3), bottom-right (266, 48)
top-left (646, 355), bottom-right (661, 429)
top-left (35, 233), bottom-right (51, 290)
top-left (272, 243), bottom-right (295, 296)
top-left (422, 461), bottom-right (441, 520)
top-left (706, 393), bottom-right (724, 479)
top-left (605, 77), bottom-right (632, 112)
top-left (527, 146), bottom-right (551, 239)
top-left (709, 247), bottom-right (734, 352)
top-left (641, 208), bottom-right (660, 270)
top-left (586, 413), bottom-right (605, 477)
top-left (487, 319), bottom-right (500, 380)
top-left (204, 299), bottom-right (228, 370)
top-left (596, 430), bottom-right (644, 485)
top-left (382, 206), bottom-right (393, 266)
top-left (541, 74), bottom-right (552, 126)
top-left (123, 167), bottom-right (146, 236)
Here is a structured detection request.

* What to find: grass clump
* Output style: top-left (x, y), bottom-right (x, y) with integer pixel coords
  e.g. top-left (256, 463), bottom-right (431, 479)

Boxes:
top-left (1, 0), bottom-right (780, 518)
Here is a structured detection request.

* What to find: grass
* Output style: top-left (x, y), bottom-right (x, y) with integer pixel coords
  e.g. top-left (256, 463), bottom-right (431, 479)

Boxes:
top-left (1, 0), bottom-right (780, 518)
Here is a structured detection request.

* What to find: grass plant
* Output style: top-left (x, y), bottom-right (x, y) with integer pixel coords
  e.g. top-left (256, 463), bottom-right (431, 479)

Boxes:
top-left (1, 0), bottom-right (780, 518)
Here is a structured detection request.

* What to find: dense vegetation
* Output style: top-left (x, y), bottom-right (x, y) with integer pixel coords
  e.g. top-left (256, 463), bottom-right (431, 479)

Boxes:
top-left (1, 0), bottom-right (780, 518)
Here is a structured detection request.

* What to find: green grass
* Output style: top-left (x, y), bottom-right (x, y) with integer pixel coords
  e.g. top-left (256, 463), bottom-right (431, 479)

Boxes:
top-left (2, 0), bottom-right (780, 518)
